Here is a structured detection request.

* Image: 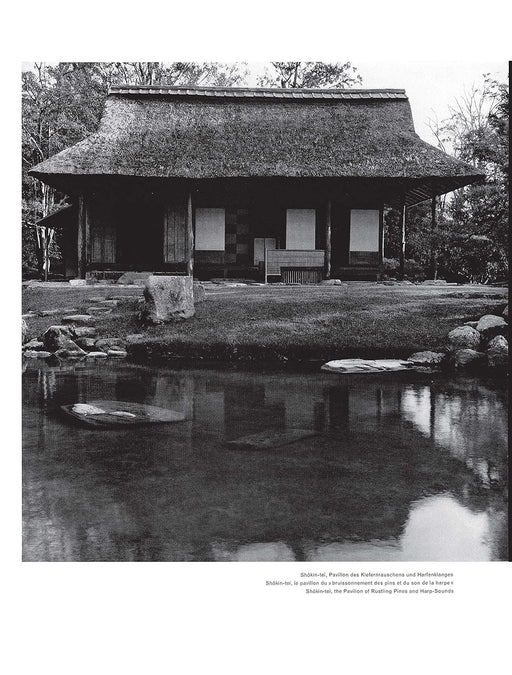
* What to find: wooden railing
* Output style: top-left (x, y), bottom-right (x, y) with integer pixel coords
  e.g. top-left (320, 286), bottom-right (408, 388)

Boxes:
top-left (265, 249), bottom-right (325, 281)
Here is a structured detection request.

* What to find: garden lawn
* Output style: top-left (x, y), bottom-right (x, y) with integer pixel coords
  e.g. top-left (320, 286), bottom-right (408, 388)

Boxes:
top-left (22, 282), bottom-right (508, 363)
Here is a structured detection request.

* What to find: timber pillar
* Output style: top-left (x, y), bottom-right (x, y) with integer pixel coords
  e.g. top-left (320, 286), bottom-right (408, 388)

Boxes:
top-left (324, 199), bottom-right (332, 279)
top-left (77, 195), bottom-right (90, 279)
top-left (399, 201), bottom-right (406, 280)
top-left (186, 191), bottom-right (194, 277)
top-left (430, 195), bottom-right (438, 279)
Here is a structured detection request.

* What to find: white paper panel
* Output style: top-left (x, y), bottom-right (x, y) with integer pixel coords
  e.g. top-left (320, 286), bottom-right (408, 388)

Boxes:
top-left (286, 209), bottom-right (316, 250)
top-left (195, 208), bottom-right (225, 250)
top-left (349, 209), bottom-right (380, 252)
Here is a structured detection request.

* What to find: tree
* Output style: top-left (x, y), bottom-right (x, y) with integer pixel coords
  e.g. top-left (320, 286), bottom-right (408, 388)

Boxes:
top-left (258, 61), bottom-right (361, 88)
top-left (384, 75), bottom-right (508, 284)
top-left (431, 76), bottom-right (508, 282)
top-left (22, 62), bottom-right (249, 277)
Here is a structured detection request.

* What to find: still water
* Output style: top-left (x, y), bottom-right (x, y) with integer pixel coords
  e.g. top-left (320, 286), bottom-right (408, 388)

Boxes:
top-left (22, 361), bottom-right (508, 562)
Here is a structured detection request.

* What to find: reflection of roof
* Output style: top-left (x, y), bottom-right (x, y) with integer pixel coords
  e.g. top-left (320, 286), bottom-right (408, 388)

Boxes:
top-left (30, 85), bottom-right (483, 202)
top-left (35, 204), bottom-right (76, 228)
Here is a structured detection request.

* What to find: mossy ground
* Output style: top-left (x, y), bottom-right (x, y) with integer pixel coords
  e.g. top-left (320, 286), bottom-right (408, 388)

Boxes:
top-left (22, 282), bottom-right (507, 364)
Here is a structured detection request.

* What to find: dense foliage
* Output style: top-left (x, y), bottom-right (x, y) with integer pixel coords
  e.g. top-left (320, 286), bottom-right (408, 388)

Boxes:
top-left (22, 62), bottom-right (249, 277)
top-left (384, 76), bottom-right (508, 283)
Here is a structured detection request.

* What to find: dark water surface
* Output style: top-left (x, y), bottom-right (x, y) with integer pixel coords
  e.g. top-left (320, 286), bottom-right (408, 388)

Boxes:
top-left (22, 360), bottom-right (508, 562)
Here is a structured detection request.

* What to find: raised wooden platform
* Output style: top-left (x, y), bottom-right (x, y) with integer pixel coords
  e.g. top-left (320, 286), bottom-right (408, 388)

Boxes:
top-left (333, 266), bottom-right (382, 281)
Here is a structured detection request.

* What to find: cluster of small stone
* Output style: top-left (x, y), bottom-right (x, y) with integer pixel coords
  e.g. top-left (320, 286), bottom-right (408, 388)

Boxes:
top-left (22, 297), bottom-right (134, 361)
top-left (408, 304), bottom-right (508, 372)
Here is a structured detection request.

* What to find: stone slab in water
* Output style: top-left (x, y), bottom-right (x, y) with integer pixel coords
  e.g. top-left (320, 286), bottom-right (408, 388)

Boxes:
top-left (60, 400), bottom-right (186, 428)
top-left (227, 428), bottom-right (318, 450)
top-left (321, 359), bottom-right (412, 374)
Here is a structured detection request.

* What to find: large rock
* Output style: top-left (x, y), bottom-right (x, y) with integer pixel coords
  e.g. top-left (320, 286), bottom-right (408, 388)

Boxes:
top-left (75, 337), bottom-right (97, 351)
top-left (321, 279), bottom-right (343, 286)
top-left (453, 349), bottom-right (487, 369)
top-left (407, 351), bottom-right (446, 368)
top-left (487, 335), bottom-right (508, 369)
top-left (193, 282), bottom-right (206, 303)
top-left (72, 326), bottom-right (97, 338)
top-left (476, 314), bottom-right (507, 340)
top-left (447, 325), bottom-right (481, 350)
top-left (142, 275), bottom-right (195, 324)
top-left (54, 339), bottom-right (87, 359)
top-left (42, 325), bottom-right (73, 351)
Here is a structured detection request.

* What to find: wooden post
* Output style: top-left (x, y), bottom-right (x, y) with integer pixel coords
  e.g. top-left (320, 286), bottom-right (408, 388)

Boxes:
top-left (324, 199), bottom-right (332, 279)
top-left (186, 190), bottom-right (194, 277)
top-left (399, 201), bottom-right (406, 280)
top-left (77, 195), bottom-right (87, 279)
top-left (430, 195), bottom-right (438, 280)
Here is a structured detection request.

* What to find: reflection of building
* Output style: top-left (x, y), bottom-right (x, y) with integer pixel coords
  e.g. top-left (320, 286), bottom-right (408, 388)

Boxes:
top-left (23, 363), bottom-right (508, 561)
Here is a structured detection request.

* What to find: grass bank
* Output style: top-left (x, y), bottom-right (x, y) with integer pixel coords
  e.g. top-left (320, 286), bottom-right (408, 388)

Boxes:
top-left (22, 282), bottom-right (508, 365)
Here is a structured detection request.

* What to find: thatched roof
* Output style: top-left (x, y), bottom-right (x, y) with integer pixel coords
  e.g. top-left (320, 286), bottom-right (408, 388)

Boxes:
top-left (30, 85), bottom-right (482, 200)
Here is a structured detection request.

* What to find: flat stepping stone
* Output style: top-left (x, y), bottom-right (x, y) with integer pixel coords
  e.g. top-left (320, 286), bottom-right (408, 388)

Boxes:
top-left (321, 359), bottom-right (412, 374)
top-left (86, 306), bottom-right (112, 314)
top-left (227, 428), bottom-right (318, 450)
top-left (62, 314), bottom-right (95, 324)
top-left (39, 308), bottom-right (78, 316)
top-left (60, 400), bottom-right (186, 428)
top-left (107, 349), bottom-right (128, 358)
top-left (72, 327), bottom-right (97, 338)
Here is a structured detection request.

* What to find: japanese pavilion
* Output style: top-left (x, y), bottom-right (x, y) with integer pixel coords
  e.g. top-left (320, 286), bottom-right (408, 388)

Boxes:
top-left (29, 85), bottom-right (483, 282)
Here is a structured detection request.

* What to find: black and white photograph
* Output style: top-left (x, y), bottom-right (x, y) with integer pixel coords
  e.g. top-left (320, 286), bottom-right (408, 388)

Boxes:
top-left (21, 59), bottom-right (508, 563)
top-left (6, 2), bottom-right (511, 672)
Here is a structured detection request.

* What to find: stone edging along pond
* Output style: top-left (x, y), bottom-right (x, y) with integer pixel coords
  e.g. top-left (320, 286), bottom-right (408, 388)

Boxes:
top-left (22, 284), bottom-right (508, 375)
top-left (405, 306), bottom-right (508, 374)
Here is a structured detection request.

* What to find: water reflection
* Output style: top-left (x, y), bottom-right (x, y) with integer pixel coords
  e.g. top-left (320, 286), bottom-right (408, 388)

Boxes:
top-left (22, 361), bottom-right (508, 561)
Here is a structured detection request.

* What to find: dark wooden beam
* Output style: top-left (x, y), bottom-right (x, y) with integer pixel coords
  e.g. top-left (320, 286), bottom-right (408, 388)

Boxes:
top-left (399, 201), bottom-right (406, 280)
top-left (430, 195), bottom-right (438, 279)
top-left (186, 190), bottom-right (194, 277)
top-left (379, 207), bottom-right (385, 267)
top-left (77, 195), bottom-right (87, 279)
top-left (324, 199), bottom-right (332, 279)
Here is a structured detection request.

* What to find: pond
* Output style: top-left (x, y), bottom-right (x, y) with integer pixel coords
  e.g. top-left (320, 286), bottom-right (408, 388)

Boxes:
top-left (22, 360), bottom-right (508, 562)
